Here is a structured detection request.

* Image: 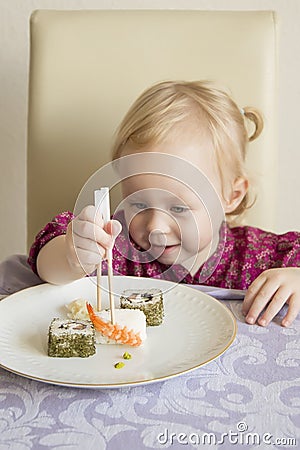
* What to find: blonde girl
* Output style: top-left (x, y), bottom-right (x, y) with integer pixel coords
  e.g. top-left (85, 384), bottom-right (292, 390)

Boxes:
top-left (29, 81), bottom-right (300, 327)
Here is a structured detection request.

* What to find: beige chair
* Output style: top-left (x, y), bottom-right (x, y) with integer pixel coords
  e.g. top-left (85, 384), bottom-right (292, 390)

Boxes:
top-left (27, 10), bottom-right (277, 248)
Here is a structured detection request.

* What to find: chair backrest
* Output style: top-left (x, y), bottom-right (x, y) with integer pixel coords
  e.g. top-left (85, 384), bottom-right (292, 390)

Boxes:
top-left (27, 10), bottom-right (277, 247)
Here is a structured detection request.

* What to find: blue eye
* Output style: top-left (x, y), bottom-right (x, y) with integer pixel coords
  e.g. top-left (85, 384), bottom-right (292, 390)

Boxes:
top-left (131, 202), bottom-right (148, 210)
top-left (170, 206), bottom-right (189, 214)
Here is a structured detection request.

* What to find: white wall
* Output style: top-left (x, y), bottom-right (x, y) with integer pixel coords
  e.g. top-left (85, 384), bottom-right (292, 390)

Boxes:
top-left (1, 0), bottom-right (300, 261)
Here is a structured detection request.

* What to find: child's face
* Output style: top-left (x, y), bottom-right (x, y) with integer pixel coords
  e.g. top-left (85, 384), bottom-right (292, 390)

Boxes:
top-left (117, 124), bottom-right (232, 270)
top-left (120, 124), bottom-right (227, 271)
top-left (122, 175), bottom-right (217, 271)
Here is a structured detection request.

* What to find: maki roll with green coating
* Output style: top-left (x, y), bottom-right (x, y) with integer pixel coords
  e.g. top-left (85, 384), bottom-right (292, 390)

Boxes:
top-left (48, 318), bottom-right (95, 357)
top-left (120, 289), bottom-right (164, 326)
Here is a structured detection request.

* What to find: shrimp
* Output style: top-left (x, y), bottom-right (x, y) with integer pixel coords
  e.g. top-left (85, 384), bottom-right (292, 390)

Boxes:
top-left (86, 303), bottom-right (142, 347)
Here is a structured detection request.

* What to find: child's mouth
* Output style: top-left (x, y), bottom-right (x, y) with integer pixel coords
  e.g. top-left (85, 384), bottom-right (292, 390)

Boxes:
top-left (150, 244), bottom-right (181, 257)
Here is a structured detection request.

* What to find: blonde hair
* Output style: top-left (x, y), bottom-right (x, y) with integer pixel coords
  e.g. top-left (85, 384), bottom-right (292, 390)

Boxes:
top-left (112, 80), bottom-right (263, 218)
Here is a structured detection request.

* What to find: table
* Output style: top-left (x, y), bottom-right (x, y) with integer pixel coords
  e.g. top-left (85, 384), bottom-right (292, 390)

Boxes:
top-left (0, 255), bottom-right (299, 449)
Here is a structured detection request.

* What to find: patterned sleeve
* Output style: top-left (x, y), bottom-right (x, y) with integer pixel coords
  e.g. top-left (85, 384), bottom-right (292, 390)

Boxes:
top-left (28, 211), bottom-right (75, 275)
top-left (279, 231), bottom-right (300, 267)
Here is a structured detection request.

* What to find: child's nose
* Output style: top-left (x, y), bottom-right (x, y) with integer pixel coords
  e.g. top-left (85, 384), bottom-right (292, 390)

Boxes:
top-left (145, 209), bottom-right (172, 235)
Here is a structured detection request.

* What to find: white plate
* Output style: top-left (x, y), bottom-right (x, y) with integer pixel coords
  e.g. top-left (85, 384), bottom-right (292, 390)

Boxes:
top-left (0, 276), bottom-right (236, 388)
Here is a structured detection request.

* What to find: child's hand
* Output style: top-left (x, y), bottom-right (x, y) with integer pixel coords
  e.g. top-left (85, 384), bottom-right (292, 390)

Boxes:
top-left (242, 268), bottom-right (300, 327)
top-left (65, 205), bottom-right (122, 275)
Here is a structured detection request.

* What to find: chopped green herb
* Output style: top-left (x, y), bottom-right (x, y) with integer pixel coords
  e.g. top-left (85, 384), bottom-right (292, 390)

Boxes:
top-left (123, 352), bottom-right (132, 360)
top-left (114, 362), bottom-right (125, 369)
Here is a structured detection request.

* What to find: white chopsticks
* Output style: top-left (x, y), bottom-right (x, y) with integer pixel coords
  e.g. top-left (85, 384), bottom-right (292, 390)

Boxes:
top-left (94, 188), bottom-right (115, 324)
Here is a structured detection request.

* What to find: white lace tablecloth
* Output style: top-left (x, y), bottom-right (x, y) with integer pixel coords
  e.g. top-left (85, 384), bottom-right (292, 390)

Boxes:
top-left (0, 256), bottom-right (299, 449)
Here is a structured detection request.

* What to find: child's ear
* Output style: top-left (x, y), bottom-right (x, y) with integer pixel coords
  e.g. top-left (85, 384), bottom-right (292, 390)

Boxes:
top-left (224, 177), bottom-right (248, 213)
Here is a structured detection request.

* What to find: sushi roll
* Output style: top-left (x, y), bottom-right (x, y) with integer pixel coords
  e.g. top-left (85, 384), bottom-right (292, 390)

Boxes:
top-left (120, 289), bottom-right (164, 326)
top-left (86, 304), bottom-right (146, 347)
top-left (48, 318), bottom-right (96, 358)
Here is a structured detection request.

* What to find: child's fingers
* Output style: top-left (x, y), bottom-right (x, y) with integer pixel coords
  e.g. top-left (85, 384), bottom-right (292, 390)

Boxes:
top-left (243, 268), bottom-right (300, 327)
top-left (77, 205), bottom-right (104, 226)
top-left (243, 280), bottom-right (279, 325)
top-left (74, 208), bottom-right (121, 248)
top-left (72, 219), bottom-right (113, 249)
top-left (66, 207), bottom-right (121, 274)
top-left (72, 234), bottom-right (106, 259)
top-left (282, 294), bottom-right (300, 327)
top-left (257, 286), bottom-right (290, 326)
top-left (242, 273), bottom-right (270, 315)
top-left (104, 220), bottom-right (122, 238)
top-left (75, 247), bottom-right (104, 266)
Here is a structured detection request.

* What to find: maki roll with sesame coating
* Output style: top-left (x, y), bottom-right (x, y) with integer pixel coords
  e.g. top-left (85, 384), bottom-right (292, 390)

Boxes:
top-left (120, 289), bottom-right (164, 326)
top-left (48, 318), bottom-right (96, 358)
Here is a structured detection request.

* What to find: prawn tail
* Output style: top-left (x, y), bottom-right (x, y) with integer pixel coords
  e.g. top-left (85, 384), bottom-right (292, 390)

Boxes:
top-left (122, 328), bottom-right (142, 347)
top-left (86, 302), bottom-right (142, 347)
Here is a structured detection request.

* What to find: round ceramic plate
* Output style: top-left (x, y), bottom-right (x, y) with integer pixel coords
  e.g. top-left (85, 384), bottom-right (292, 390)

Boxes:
top-left (0, 276), bottom-right (236, 388)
